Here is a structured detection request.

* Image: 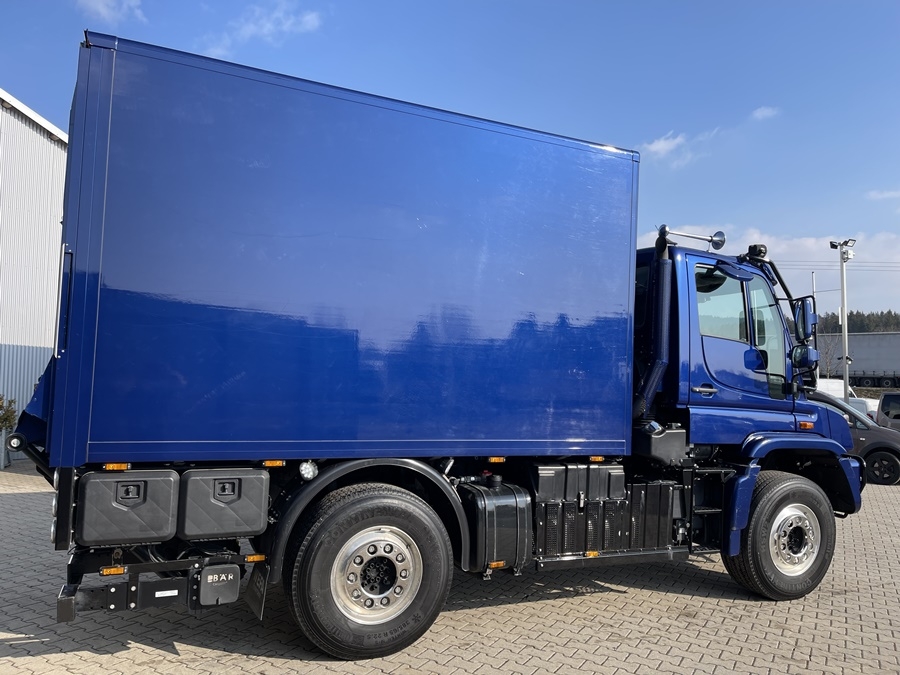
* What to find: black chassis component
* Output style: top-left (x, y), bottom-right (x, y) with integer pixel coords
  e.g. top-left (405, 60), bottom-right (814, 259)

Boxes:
top-left (57, 547), bottom-right (252, 622)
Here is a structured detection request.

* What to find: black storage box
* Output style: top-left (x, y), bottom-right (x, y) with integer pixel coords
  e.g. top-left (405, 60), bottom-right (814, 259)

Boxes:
top-left (177, 468), bottom-right (269, 539)
top-left (628, 481), bottom-right (681, 550)
top-left (533, 463), bottom-right (627, 556)
top-left (632, 427), bottom-right (691, 466)
top-left (75, 470), bottom-right (178, 546)
top-left (533, 463), bottom-right (626, 502)
top-left (458, 480), bottom-right (532, 575)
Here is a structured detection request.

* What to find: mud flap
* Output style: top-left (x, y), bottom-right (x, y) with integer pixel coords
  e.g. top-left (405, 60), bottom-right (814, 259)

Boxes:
top-left (245, 562), bottom-right (269, 620)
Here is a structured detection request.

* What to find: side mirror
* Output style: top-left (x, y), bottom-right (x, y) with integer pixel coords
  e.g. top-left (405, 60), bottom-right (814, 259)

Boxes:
top-left (792, 344), bottom-right (819, 370)
top-left (744, 347), bottom-right (767, 372)
top-left (793, 296), bottom-right (817, 343)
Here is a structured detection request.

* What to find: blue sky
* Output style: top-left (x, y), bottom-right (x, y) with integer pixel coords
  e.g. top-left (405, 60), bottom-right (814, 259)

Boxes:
top-left (3, 1), bottom-right (899, 315)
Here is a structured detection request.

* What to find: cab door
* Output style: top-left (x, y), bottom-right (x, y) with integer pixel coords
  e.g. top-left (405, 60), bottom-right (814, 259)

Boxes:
top-left (685, 254), bottom-right (795, 443)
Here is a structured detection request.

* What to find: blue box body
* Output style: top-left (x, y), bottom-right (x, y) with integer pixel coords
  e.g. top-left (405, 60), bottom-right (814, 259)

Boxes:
top-left (47, 33), bottom-right (639, 467)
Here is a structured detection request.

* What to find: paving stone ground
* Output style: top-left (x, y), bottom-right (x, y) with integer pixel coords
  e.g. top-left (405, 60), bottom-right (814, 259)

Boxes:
top-left (1, 460), bottom-right (898, 674)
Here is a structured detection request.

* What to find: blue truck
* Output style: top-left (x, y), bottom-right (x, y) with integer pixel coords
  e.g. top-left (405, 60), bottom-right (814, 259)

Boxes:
top-left (7, 33), bottom-right (863, 660)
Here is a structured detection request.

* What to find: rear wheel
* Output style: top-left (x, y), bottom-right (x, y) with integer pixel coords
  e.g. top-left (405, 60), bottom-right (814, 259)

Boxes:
top-left (866, 450), bottom-right (900, 485)
top-left (722, 471), bottom-right (836, 600)
top-left (284, 483), bottom-right (453, 660)
top-left (861, 377), bottom-right (875, 387)
top-left (882, 379), bottom-right (895, 388)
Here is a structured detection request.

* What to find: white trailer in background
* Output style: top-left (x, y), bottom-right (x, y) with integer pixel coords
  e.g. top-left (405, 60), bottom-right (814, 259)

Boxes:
top-left (818, 332), bottom-right (900, 388)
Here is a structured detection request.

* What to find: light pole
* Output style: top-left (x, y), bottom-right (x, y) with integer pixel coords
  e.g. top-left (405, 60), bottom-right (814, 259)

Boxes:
top-left (829, 238), bottom-right (856, 402)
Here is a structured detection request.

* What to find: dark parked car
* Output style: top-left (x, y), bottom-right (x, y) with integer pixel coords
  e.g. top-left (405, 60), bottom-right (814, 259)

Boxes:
top-left (808, 390), bottom-right (900, 485)
top-left (876, 391), bottom-right (900, 431)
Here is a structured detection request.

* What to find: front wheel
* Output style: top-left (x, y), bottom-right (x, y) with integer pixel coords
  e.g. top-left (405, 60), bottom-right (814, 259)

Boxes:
top-left (284, 483), bottom-right (453, 660)
top-left (722, 471), bottom-right (836, 600)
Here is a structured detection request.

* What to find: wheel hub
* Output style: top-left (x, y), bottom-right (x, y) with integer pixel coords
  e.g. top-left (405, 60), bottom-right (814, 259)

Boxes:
top-left (769, 504), bottom-right (820, 576)
top-left (331, 527), bottom-right (422, 625)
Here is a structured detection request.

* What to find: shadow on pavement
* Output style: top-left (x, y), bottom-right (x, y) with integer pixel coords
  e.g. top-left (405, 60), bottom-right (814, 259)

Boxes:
top-left (0, 480), bottom-right (751, 664)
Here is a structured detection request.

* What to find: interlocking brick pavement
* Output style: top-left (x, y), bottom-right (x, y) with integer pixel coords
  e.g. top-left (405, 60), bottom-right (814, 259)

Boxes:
top-left (1, 459), bottom-right (899, 674)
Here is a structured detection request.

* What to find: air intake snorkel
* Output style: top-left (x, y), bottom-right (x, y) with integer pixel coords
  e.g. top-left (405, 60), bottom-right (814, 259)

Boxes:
top-left (633, 228), bottom-right (673, 419)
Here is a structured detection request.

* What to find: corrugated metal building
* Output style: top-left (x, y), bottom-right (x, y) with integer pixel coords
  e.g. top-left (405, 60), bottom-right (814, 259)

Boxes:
top-left (0, 87), bottom-right (68, 466)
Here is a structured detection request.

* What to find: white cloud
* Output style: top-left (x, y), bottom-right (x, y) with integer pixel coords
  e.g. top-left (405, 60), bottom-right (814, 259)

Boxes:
top-left (866, 189), bottom-right (900, 201)
top-left (751, 106), bottom-right (780, 121)
top-left (640, 128), bottom-right (718, 169)
top-left (642, 131), bottom-right (686, 159)
top-left (203, 1), bottom-right (321, 58)
top-left (641, 107), bottom-right (778, 170)
top-left (235, 2), bottom-right (321, 42)
top-left (76, 0), bottom-right (146, 24)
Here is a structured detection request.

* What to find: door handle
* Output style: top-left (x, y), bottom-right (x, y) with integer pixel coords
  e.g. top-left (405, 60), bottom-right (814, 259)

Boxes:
top-left (691, 385), bottom-right (719, 396)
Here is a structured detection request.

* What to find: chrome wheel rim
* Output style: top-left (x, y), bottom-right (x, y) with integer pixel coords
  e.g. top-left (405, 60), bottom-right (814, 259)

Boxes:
top-left (331, 526), bottom-right (423, 625)
top-left (769, 503), bottom-right (820, 576)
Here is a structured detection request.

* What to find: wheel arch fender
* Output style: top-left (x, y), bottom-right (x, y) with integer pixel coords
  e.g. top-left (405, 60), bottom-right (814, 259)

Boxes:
top-left (265, 458), bottom-right (470, 582)
top-left (724, 433), bottom-right (864, 557)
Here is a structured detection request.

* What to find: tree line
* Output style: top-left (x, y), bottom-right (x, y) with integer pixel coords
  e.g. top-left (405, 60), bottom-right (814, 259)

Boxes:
top-left (817, 310), bottom-right (900, 334)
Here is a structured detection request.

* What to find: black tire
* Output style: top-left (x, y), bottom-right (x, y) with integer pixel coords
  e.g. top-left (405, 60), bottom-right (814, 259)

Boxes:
top-left (861, 377), bottom-right (875, 387)
top-left (883, 379), bottom-right (895, 388)
top-left (721, 471), bottom-right (836, 600)
top-left (283, 483), bottom-right (453, 660)
top-left (866, 450), bottom-right (900, 485)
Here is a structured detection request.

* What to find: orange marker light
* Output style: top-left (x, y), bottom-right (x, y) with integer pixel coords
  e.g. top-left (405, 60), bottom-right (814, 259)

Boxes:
top-left (100, 566), bottom-right (126, 576)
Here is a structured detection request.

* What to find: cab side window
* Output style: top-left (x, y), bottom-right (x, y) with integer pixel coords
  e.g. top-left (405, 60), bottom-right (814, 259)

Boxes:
top-left (748, 275), bottom-right (786, 398)
top-left (695, 267), bottom-right (746, 342)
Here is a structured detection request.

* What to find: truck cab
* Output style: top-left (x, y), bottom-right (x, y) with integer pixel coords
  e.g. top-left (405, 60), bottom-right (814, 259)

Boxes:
top-left (633, 230), bottom-right (861, 552)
